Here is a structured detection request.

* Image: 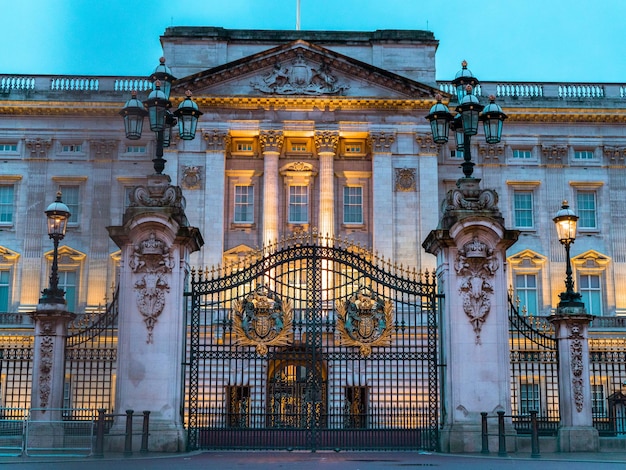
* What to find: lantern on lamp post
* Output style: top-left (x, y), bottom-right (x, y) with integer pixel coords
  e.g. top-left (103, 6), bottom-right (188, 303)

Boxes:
top-left (553, 201), bottom-right (585, 309)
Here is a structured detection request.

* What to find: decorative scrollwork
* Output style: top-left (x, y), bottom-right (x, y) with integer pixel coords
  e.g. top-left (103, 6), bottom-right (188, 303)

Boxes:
top-left (336, 286), bottom-right (393, 357)
top-left (232, 286), bottom-right (293, 356)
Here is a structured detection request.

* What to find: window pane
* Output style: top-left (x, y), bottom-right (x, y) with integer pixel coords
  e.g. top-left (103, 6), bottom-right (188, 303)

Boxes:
top-left (234, 185), bottom-right (254, 223)
top-left (577, 192), bottom-right (596, 229)
top-left (60, 186), bottom-right (80, 224)
top-left (515, 274), bottom-right (538, 315)
top-left (343, 187), bottom-right (363, 224)
top-left (0, 185), bottom-right (14, 224)
top-left (60, 271), bottom-right (77, 312)
top-left (0, 270), bottom-right (9, 312)
top-left (514, 192), bottom-right (533, 228)
top-left (579, 274), bottom-right (602, 315)
top-left (289, 186), bottom-right (308, 223)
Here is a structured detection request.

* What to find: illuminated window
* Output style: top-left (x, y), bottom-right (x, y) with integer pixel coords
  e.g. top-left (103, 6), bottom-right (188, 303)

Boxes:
top-left (513, 191), bottom-right (534, 228)
top-left (234, 185), bottom-right (254, 223)
top-left (288, 186), bottom-right (308, 223)
top-left (290, 142), bottom-right (308, 152)
top-left (236, 142), bottom-right (253, 152)
top-left (577, 191), bottom-right (597, 229)
top-left (519, 383), bottom-right (540, 415)
top-left (0, 185), bottom-right (14, 224)
top-left (579, 274), bottom-right (602, 315)
top-left (515, 274), bottom-right (538, 316)
top-left (591, 384), bottom-right (606, 416)
top-left (343, 187), bottom-right (363, 224)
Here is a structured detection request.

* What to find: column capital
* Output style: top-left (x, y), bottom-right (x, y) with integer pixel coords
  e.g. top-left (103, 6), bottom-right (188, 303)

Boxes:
top-left (314, 130), bottom-right (339, 153)
top-left (368, 132), bottom-right (395, 153)
top-left (259, 130), bottom-right (284, 153)
top-left (25, 138), bottom-right (52, 158)
top-left (415, 133), bottom-right (438, 155)
top-left (203, 129), bottom-right (230, 152)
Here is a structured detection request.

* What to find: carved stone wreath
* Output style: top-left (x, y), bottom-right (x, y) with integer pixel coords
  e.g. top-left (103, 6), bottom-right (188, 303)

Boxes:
top-left (232, 286), bottom-right (293, 356)
top-left (336, 287), bottom-right (394, 357)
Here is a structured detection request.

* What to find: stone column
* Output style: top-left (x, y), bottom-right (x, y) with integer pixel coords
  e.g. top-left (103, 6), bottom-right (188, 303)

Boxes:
top-left (259, 130), bottom-right (284, 247)
top-left (29, 305), bottom-right (75, 431)
top-left (314, 130), bottom-right (339, 240)
top-left (549, 312), bottom-right (599, 452)
top-left (370, 132), bottom-right (395, 260)
top-left (107, 174), bottom-right (203, 452)
top-left (423, 177), bottom-right (519, 453)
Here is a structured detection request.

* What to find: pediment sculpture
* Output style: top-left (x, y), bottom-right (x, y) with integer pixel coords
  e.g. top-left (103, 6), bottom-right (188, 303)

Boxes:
top-left (251, 54), bottom-right (349, 95)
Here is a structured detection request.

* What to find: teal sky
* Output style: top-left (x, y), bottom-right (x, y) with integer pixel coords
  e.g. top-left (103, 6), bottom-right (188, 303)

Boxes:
top-left (2, 0), bottom-right (625, 82)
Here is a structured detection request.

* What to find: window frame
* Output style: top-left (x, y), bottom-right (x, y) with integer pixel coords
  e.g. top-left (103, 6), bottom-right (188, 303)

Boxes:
top-left (288, 185), bottom-right (309, 224)
top-left (343, 186), bottom-right (364, 225)
top-left (576, 190), bottom-right (597, 230)
top-left (0, 184), bottom-right (15, 226)
top-left (233, 185), bottom-right (254, 224)
top-left (514, 273), bottom-right (538, 316)
top-left (513, 190), bottom-right (534, 230)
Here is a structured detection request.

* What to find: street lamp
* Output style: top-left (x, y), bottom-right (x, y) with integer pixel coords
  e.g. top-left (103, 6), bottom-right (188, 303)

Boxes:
top-left (39, 191), bottom-right (71, 305)
top-left (553, 201), bottom-right (585, 309)
top-left (120, 57), bottom-right (203, 175)
top-left (426, 61), bottom-right (507, 179)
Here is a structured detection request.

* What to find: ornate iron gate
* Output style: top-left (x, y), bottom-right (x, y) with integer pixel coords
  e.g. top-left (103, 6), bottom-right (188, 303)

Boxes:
top-left (184, 233), bottom-right (439, 451)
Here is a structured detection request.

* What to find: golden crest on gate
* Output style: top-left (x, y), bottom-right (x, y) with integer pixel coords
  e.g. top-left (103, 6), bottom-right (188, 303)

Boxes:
top-left (232, 286), bottom-right (293, 356)
top-left (336, 286), bottom-right (394, 357)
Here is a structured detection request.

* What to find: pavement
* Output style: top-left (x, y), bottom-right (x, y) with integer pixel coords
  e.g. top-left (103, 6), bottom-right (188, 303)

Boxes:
top-left (2, 450), bottom-right (626, 470)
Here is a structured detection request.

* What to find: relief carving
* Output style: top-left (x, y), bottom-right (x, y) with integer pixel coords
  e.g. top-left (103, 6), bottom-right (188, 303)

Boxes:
top-left (251, 54), bottom-right (349, 95)
top-left (568, 323), bottom-right (585, 413)
top-left (259, 130), bottom-right (284, 153)
top-left (39, 334), bottom-right (54, 410)
top-left (130, 232), bottom-right (174, 344)
top-left (314, 130), bottom-right (339, 153)
top-left (395, 168), bottom-right (416, 192)
top-left (455, 236), bottom-right (499, 344)
top-left (369, 133), bottom-right (395, 152)
top-left (181, 165), bottom-right (202, 190)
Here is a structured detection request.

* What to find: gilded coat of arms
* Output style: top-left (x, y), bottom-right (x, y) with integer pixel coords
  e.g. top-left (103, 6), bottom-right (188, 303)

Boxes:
top-left (232, 286), bottom-right (293, 356)
top-left (336, 287), bottom-right (394, 357)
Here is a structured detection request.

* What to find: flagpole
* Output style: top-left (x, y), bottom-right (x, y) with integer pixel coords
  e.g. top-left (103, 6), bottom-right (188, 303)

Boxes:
top-left (296, 0), bottom-right (301, 30)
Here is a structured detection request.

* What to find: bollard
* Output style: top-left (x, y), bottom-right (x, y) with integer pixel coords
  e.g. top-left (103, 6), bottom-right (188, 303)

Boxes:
top-left (481, 412), bottom-right (489, 454)
top-left (140, 411), bottom-right (150, 453)
top-left (124, 410), bottom-right (134, 457)
top-left (497, 410), bottom-right (507, 457)
top-left (94, 408), bottom-right (106, 458)
top-left (530, 410), bottom-right (540, 458)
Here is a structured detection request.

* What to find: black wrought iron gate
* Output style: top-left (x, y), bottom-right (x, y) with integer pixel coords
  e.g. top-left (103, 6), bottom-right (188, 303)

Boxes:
top-left (183, 234), bottom-right (439, 451)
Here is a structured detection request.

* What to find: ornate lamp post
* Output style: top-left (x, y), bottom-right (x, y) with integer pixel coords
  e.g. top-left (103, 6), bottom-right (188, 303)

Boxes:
top-left (119, 57), bottom-right (203, 175)
top-left (426, 61), bottom-right (507, 179)
top-left (553, 201), bottom-right (585, 309)
top-left (39, 191), bottom-right (71, 305)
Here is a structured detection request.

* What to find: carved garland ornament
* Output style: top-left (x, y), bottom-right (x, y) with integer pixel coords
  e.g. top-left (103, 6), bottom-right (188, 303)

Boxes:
top-left (232, 286), bottom-right (293, 356)
top-left (129, 232), bottom-right (174, 344)
top-left (455, 236), bottom-right (499, 344)
top-left (336, 286), bottom-right (394, 357)
top-left (569, 323), bottom-right (585, 413)
top-left (38, 322), bottom-right (55, 410)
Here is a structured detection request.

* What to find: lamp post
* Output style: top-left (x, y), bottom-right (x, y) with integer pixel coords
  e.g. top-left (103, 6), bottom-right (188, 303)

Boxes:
top-left (553, 200), bottom-right (585, 309)
top-left (426, 61), bottom-right (507, 179)
top-left (39, 191), bottom-right (71, 305)
top-left (119, 57), bottom-right (203, 175)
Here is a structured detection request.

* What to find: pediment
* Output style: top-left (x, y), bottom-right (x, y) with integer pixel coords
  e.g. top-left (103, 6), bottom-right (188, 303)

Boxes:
top-left (173, 40), bottom-right (438, 100)
top-left (507, 249), bottom-right (547, 269)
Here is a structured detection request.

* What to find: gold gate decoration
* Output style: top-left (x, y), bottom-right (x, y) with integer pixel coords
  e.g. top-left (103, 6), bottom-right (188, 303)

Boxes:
top-left (232, 286), bottom-right (293, 356)
top-left (336, 286), bottom-right (394, 357)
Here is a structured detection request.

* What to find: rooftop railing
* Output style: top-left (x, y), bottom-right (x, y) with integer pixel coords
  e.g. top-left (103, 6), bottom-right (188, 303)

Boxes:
top-left (1, 74), bottom-right (625, 100)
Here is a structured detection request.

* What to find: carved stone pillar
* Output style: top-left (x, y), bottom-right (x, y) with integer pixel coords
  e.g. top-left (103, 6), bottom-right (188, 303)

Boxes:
top-left (369, 132), bottom-right (395, 259)
top-left (549, 312), bottom-right (599, 452)
top-left (260, 130), bottom-right (284, 246)
top-left (423, 177), bottom-right (519, 453)
top-left (108, 174), bottom-right (203, 452)
top-left (314, 130), bottom-right (339, 240)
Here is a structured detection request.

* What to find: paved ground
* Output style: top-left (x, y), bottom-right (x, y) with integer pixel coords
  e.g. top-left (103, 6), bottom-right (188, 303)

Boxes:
top-left (2, 450), bottom-right (626, 470)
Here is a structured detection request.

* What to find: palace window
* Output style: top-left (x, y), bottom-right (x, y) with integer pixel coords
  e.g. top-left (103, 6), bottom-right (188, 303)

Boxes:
top-left (519, 382), bottom-right (541, 415)
top-left (591, 384), bottom-right (606, 416)
top-left (125, 145), bottom-right (146, 154)
top-left (59, 270), bottom-right (77, 312)
top-left (513, 191), bottom-right (534, 229)
top-left (514, 274), bottom-right (538, 316)
top-left (236, 141), bottom-right (253, 152)
top-left (288, 185), bottom-right (308, 224)
top-left (234, 185), bottom-right (254, 224)
top-left (0, 270), bottom-right (9, 313)
top-left (60, 185), bottom-right (80, 226)
top-left (0, 185), bottom-right (14, 225)
top-left (343, 186), bottom-right (363, 225)
top-left (62, 144), bottom-right (82, 153)
top-left (579, 274), bottom-right (602, 316)
top-left (0, 144), bottom-right (17, 152)
top-left (574, 150), bottom-right (594, 160)
top-left (512, 149), bottom-right (532, 159)
top-left (577, 191), bottom-right (597, 229)
top-left (290, 141), bottom-right (308, 152)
